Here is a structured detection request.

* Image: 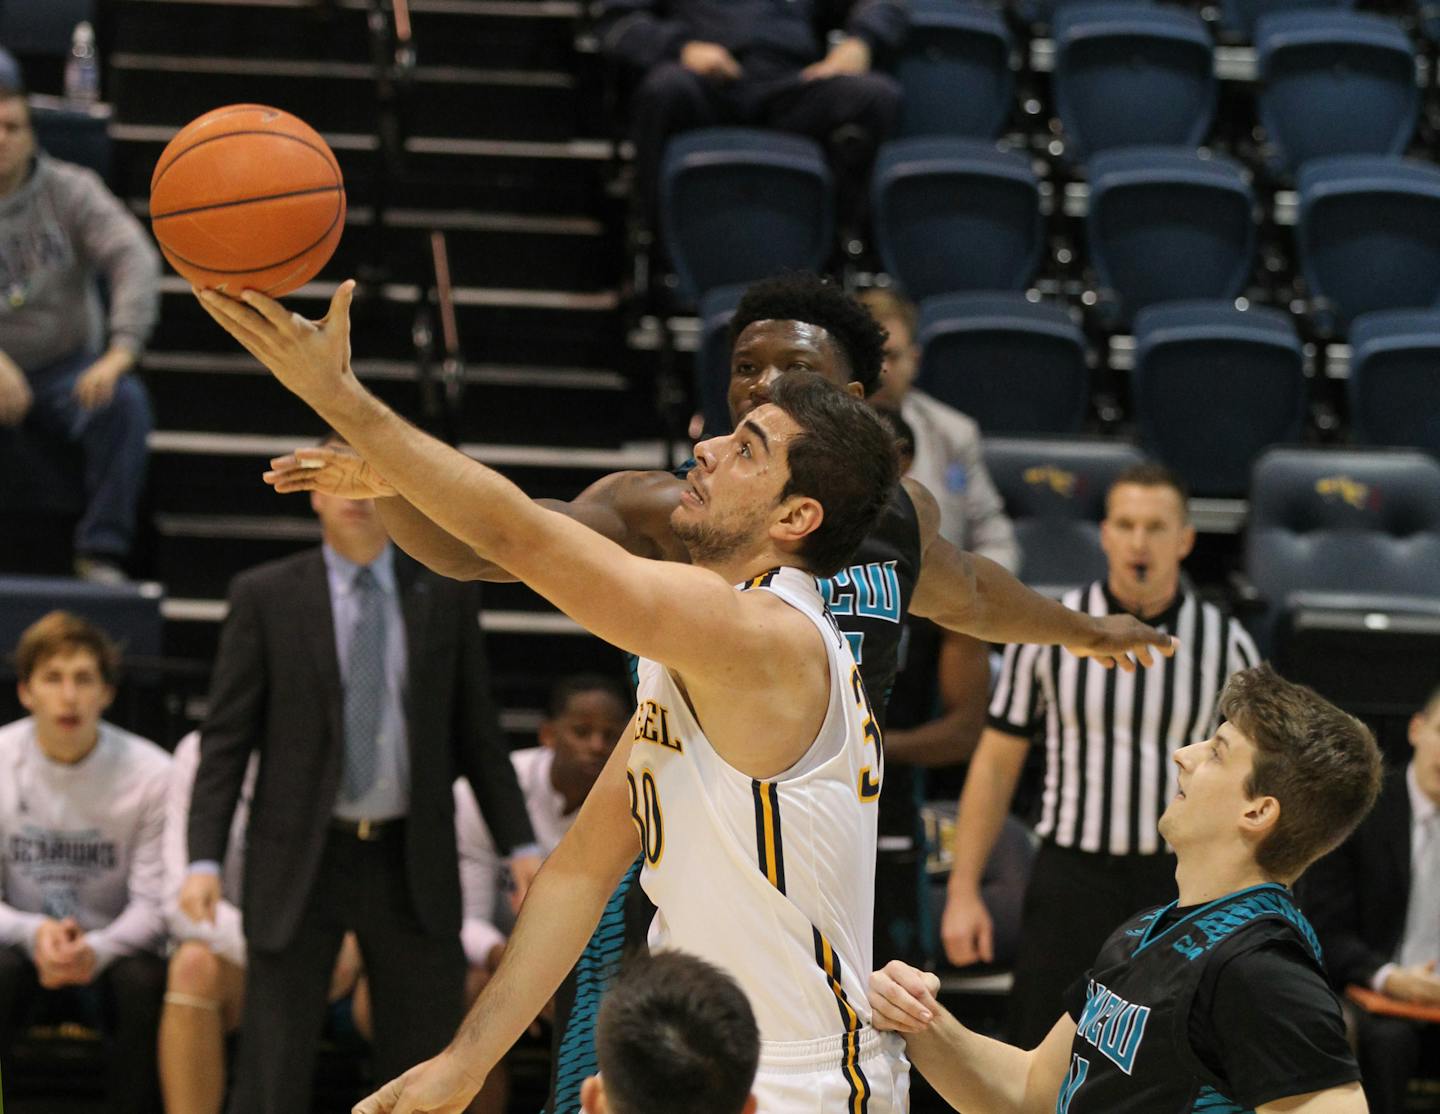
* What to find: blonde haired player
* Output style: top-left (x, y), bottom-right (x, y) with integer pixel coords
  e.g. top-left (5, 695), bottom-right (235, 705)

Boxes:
top-left (194, 281), bottom-right (910, 1114)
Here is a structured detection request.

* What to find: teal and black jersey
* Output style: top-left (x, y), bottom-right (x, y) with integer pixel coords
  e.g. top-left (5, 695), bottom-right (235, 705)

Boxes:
top-left (1058, 884), bottom-right (1358, 1114)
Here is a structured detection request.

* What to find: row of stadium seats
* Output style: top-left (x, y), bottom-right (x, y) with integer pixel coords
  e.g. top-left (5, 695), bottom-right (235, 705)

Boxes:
top-left (693, 285), bottom-right (1440, 495)
top-left (899, 2), bottom-right (1433, 167)
top-left (980, 438), bottom-right (1440, 657)
top-left (1012, 0), bottom-right (1421, 37)
top-left (662, 133), bottom-right (1440, 334)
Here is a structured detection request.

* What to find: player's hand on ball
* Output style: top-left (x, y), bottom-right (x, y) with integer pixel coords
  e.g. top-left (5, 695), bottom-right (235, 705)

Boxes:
top-left (1067, 614), bottom-right (1177, 672)
top-left (265, 445), bottom-right (397, 499)
top-left (868, 961), bottom-right (941, 1034)
top-left (195, 280), bottom-right (357, 409)
top-left (353, 1050), bottom-right (484, 1114)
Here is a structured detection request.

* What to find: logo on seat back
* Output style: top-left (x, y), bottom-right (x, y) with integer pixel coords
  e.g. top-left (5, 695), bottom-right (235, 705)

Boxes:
top-left (1023, 466), bottom-right (1078, 498)
top-left (1314, 476), bottom-right (1375, 511)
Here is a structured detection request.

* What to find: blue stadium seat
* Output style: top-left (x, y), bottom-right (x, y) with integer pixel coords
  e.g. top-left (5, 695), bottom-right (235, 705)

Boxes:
top-left (29, 96), bottom-right (112, 180)
top-left (1347, 309), bottom-right (1440, 455)
top-left (984, 437), bottom-right (1145, 595)
top-left (872, 138), bottom-right (1042, 302)
top-left (1296, 156), bottom-right (1440, 328)
top-left (1244, 447), bottom-right (1440, 652)
top-left (694, 284), bottom-right (746, 439)
top-left (1015, 0), bottom-right (1151, 28)
top-left (1256, 12), bottom-right (1417, 176)
top-left (0, 576), bottom-right (163, 662)
top-left (659, 128), bottom-right (834, 306)
top-left (1221, 0), bottom-right (1355, 40)
top-left (915, 293), bottom-right (1089, 435)
top-left (1132, 301), bottom-right (1306, 497)
top-left (1087, 148), bottom-right (1256, 324)
top-left (1053, 3), bottom-right (1216, 161)
top-left (895, 1), bottom-right (1015, 139)
top-left (0, 0), bottom-right (95, 57)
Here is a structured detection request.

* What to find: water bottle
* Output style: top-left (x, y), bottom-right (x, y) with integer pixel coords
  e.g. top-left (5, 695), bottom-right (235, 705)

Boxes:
top-left (64, 22), bottom-right (100, 106)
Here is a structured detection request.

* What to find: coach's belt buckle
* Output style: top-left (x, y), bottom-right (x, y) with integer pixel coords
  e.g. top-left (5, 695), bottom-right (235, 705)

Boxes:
top-left (357, 818), bottom-right (377, 840)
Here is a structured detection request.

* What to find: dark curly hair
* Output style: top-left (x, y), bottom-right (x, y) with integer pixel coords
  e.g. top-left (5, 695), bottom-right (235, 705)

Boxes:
top-left (729, 273), bottom-right (888, 398)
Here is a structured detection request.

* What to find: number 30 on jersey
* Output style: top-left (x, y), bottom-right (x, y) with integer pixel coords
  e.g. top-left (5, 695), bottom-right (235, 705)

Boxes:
top-left (627, 767), bottom-right (664, 866)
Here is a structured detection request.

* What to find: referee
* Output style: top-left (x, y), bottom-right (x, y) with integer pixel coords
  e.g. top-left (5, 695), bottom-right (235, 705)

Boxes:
top-left (941, 462), bottom-right (1259, 1046)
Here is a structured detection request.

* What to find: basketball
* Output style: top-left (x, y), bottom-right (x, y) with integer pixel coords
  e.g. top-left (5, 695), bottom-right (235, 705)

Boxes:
top-left (149, 104), bottom-right (345, 297)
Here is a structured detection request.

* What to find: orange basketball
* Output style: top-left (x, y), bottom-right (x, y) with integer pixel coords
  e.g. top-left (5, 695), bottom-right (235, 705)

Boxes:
top-left (149, 104), bottom-right (345, 297)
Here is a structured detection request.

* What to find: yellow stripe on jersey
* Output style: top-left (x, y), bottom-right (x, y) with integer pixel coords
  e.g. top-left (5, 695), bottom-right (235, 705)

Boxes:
top-left (812, 928), bottom-right (871, 1114)
top-left (750, 779), bottom-right (868, 1111)
top-left (741, 568), bottom-right (780, 591)
top-left (750, 779), bottom-right (786, 893)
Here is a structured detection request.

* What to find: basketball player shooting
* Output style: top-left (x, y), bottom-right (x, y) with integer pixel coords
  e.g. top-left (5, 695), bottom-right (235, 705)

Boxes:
top-left (195, 281), bottom-right (912, 1113)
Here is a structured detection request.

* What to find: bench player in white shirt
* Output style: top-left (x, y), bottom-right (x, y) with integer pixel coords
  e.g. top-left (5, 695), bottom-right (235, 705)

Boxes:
top-left (194, 281), bottom-right (912, 1114)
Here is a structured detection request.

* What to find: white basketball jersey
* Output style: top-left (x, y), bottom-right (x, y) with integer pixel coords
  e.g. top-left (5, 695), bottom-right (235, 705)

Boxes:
top-left (628, 567), bottom-right (885, 1078)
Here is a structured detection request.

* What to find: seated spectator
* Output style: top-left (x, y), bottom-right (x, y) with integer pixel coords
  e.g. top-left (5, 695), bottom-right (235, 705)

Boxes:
top-left (597, 0), bottom-right (908, 232)
top-left (1301, 683), bottom-right (1440, 1114)
top-left (156, 731), bottom-right (368, 1114)
top-left (0, 79), bottom-right (160, 583)
top-left (0, 611), bottom-right (171, 1114)
top-left (582, 950), bottom-right (759, 1114)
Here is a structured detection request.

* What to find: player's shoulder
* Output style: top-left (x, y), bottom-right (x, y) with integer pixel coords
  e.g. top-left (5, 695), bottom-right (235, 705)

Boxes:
top-left (899, 474), bottom-right (938, 538)
top-left (586, 468), bottom-right (686, 509)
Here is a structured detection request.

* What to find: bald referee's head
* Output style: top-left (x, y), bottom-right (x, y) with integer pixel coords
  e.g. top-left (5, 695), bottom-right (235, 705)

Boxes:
top-left (581, 951), bottom-right (759, 1114)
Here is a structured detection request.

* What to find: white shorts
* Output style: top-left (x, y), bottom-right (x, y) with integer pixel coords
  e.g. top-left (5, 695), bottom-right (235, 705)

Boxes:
top-left (752, 1028), bottom-right (910, 1114)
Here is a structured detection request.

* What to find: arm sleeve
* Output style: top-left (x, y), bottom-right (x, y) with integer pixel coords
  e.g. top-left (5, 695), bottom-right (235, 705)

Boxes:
top-left (67, 166), bottom-right (161, 355)
top-left (986, 642), bottom-right (1045, 735)
top-left (453, 585), bottom-right (537, 855)
top-left (1198, 942), bottom-right (1360, 1110)
top-left (189, 576), bottom-right (267, 865)
top-left (87, 760), bottom-right (171, 971)
top-left (455, 781), bottom-right (505, 967)
top-left (596, 0), bottom-right (692, 69)
top-left (843, 0), bottom-right (909, 51)
top-left (0, 902), bottom-right (48, 956)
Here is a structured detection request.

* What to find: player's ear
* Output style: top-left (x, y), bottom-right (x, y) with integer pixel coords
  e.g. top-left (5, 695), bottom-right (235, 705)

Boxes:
top-left (773, 494), bottom-right (823, 546)
top-left (579, 1075), bottom-right (606, 1113)
top-left (741, 1095), bottom-right (758, 1114)
top-left (1240, 793), bottom-right (1280, 840)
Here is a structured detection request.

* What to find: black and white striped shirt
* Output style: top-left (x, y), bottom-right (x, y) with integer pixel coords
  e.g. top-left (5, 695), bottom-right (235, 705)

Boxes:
top-left (988, 582), bottom-right (1260, 856)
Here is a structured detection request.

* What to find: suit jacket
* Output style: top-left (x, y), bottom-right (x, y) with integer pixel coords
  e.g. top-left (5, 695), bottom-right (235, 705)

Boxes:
top-left (188, 547), bottom-right (535, 952)
top-left (1299, 768), bottom-right (1413, 990)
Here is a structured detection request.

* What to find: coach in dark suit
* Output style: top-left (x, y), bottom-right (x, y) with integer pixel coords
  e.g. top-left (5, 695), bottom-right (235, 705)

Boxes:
top-left (180, 468), bottom-right (541, 1114)
top-left (1300, 685), bottom-right (1440, 1114)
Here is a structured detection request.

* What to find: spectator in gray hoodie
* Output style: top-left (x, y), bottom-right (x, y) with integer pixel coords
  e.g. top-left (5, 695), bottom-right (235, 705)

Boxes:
top-left (0, 80), bottom-right (160, 582)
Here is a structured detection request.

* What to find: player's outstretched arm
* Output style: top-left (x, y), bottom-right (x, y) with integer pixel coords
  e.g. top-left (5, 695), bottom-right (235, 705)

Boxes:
top-left (266, 444), bottom-right (682, 584)
top-left (903, 479), bottom-right (1175, 671)
top-left (196, 283), bottom-right (771, 682)
top-left (1257, 1084), bottom-right (1368, 1113)
top-left (869, 960), bottom-right (1074, 1114)
top-left (354, 732), bottom-right (641, 1114)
